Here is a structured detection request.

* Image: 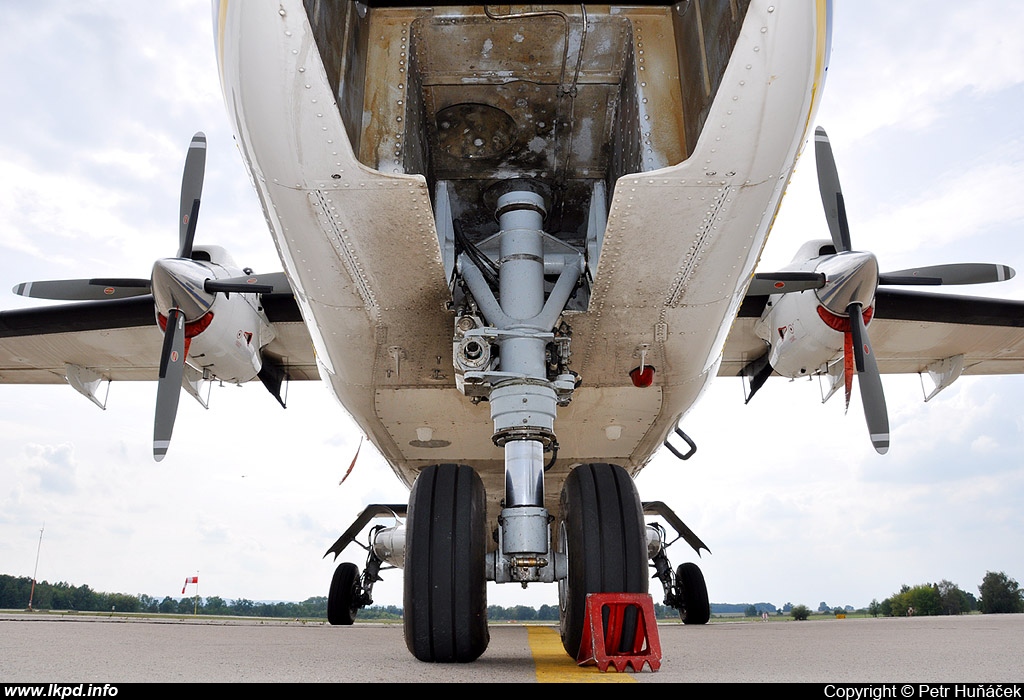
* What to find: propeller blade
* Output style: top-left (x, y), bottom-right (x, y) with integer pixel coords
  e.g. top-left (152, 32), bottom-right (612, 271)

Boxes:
top-left (847, 303), bottom-right (889, 454)
top-left (880, 263), bottom-right (1015, 286)
top-left (204, 280), bottom-right (274, 295)
top-left (178, 132), bottom-right (207, 259)
top-left (814, 127), bottom-right (853, 253)
top-left (748, 271), bottom-right (827, 295)
top-left (13, 279), bottom-right (151, 300)
top-left (88, 278), bottom-right (152, 289)
top-left (876, 274), bottom-right (942, 286)
top-left (203, 272), bottom-right (291, 296)
top-left (154, 307), bottom-right (186, 462)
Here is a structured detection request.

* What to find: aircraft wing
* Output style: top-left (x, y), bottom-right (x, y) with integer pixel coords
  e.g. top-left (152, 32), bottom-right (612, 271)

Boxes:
top-left (0, 292), bottom-right (318, 384)
top-left (720, 288), bottom-right (1024, 378)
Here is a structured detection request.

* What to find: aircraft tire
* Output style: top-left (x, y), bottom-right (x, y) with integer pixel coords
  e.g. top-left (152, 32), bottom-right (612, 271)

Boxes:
top-left (327, 561), bottom-right (360, 625)
top-left (404, 463), bottom-right (489, 662)
top-left (676, 561), bottom-right (711, 625)
top-left (556, 462), bottom-right (648, 658)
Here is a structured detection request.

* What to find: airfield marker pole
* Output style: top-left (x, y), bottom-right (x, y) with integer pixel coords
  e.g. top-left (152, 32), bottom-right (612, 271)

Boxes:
top-left (27, 523), bottom-right (44, 611)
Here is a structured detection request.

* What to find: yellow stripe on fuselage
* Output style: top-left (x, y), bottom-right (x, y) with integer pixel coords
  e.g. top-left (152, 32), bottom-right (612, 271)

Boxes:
top-left (811, 0), bottom-right (834, 118)
top-left (214, 0), bottom-right (229, 95)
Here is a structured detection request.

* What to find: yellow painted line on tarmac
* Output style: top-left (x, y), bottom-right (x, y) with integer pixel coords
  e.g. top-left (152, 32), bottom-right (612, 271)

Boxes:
top-left (526, 626), bottom-right (637, 683)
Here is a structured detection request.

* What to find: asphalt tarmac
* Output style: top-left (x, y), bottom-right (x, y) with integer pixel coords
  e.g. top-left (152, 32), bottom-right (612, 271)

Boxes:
top-left (1, 612), bottom-right (1022, 684)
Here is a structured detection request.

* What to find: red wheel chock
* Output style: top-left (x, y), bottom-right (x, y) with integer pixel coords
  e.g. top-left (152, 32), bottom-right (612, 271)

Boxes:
top-left (576, 592), bottom-right (662, 672)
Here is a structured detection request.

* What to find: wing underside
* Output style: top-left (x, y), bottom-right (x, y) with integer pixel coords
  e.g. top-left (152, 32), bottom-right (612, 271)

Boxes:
top-left (0, 293), bottom-right (318, 384)
top-left (721, 288), bottom-right (1024, 378)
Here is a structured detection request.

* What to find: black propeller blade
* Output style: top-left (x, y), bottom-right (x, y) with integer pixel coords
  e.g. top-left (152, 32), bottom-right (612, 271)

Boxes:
top-left (178, 132), bottom-right (206, 259)
top-left (203, 272), bottom-right (291, 296)
top-left (879, 263), bottom-right (1015, 286)
top-left (12, 278), bottom-right (151, 301)
top-left (847, 303), bottom-right (889, 455)
top-left (814, 126), bottom-right (852, 253)
top-left (154, 308), bottom-right (186, 462)
top-left (204, 280), bottom-right (274, 295)
top-left (748, 271), bottom-right (827, 296)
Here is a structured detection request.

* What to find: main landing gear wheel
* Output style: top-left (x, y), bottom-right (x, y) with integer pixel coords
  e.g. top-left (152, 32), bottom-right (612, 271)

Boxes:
top-left (556, 463), bottom-right (648, 658)
top-left (404, 464), bottom-right (489, 662)
top-left (327, 561), bottom-right (360, 626)
top-left (677, 561), bottom-right (711, 625)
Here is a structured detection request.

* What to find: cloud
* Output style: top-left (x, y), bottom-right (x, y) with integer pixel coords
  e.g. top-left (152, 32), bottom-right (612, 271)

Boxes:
top-left (15, 443), bottom-right (79, 495)
top-left (825, 1), bottom-right (1024, 143)
top-left (856, 161), bottom-right (1024, 259)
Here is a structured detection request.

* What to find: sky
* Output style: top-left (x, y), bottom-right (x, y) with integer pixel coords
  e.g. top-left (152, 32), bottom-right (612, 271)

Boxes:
top-left (1, 1), bottom-right (1023, 613)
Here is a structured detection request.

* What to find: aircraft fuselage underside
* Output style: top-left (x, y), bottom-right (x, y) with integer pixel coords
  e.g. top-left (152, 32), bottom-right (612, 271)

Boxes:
top-left (217, 0), bottom-right (827, 662)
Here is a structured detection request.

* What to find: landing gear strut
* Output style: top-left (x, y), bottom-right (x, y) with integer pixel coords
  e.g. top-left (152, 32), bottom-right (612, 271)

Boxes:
top-left (325, 505), bottom-right (406, 626)
top-left (326, 527), bottom-right (391, 626)
top-left (646, 507), bottom-right (712, 625)
top-left (328, 182), bottom-right (712, 662)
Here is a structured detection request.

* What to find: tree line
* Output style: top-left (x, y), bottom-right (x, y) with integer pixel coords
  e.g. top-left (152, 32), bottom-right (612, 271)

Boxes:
top-left (0, 575), bottom-right (390, 618)
top-left (866, 572), bottom-right (1023, 617)
top-left (0, 574), bottom-right (682, 620)
top-left (4, 570), bottom-right (1020, 620)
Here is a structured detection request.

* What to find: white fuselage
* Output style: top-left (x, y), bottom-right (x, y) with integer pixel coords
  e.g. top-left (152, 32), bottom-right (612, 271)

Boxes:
top-left (214, 0), bottom-right (830, 507)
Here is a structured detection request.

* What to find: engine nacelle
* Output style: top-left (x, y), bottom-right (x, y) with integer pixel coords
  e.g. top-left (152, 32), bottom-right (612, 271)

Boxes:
top-left (753, 240), bottom-right (877, 378)
top-left (755, 290), bottom-right (845, 377)
top-left (154, 245), bottom-right (277, 385)
top-left (188, 291), bottom-right (271, 383)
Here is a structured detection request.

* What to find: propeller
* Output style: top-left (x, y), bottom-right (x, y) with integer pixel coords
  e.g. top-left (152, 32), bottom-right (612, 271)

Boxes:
top-left (144, 133), bottom-right (214, 461)
top-left (746, 127), bottom-right (1015, 454)
top-left (816, 126), bottom-right (1016, 453)
top-left (11, 132), bottom-right (271, 462)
